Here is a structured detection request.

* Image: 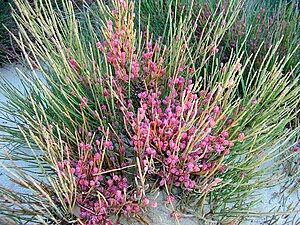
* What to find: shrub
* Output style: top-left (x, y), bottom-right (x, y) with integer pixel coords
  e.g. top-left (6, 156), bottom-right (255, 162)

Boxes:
top-left (0, 0), bottom-right (299, 224)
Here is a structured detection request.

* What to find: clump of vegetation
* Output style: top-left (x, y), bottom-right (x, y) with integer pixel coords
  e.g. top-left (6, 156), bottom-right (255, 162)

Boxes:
top-left (0, 0), bottom-right (95, 66)
top-left (0, 0), bottom-right (299, 224)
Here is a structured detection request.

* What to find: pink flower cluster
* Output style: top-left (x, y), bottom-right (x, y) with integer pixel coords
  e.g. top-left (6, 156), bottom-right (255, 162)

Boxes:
top-left (125, 76), bottom-right (234, 190)
top-left (56, 138), bottom-right (157, 225)
top-left (96, 12), bottom-right (169, 86)
top-left (96, 12), bottom-right (139, 82)
top-left (97, 38), bottom-right (167, 84)
top-left (97, 37), bottom-right (138, 81)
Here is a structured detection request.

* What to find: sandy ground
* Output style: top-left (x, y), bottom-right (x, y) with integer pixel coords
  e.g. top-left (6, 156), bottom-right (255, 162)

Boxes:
top-left (0, 64), bottom-right (299, 225)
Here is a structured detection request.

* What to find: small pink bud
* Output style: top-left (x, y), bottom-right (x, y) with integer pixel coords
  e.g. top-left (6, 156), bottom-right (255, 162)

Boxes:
top-left (115, 190), bottom-right (122, 198)
top-left (209, 118), bottom-right (216, 127)
top-left (256, 14), bottom-right (261, 19)
top-left (57, 161), bottom-right (63, 169)
top-left (235, 63), bottom-right (242, 72)
top-left (170, 213), bottom-right (181, 220)
top-left (107, 20), bottom-right (113, 31)
top-left (166, 195), bottom-right (175, 203)
top-left (212, 47), bottom-right (219, 53)
top-left (178, 67), bottom-right (184, 73)
top-left (96, 42), bottom-right (104, 52)
top-left (223, 148), bottom-right (230, 155)
top-left (229, 141), bottom-right (234, 147)
top-left (82, 97), bottom-right (88, 103)
top-left (213, 106), bottom-right (220, 114)
top-left (252, 99), bottom-right (258, 105)
top-left (215, 178), bottom-right (222, 183)
top-left (95, 153), bottom-right (100, 160)
top-left (92, 167), bottom-right (98, 174)
top-left (142, 198), bottom-right (150, 205)
top-left (70, 59), bottom-right (79, 70)
top-left (79, 142), bottom-right (84, 148)
top-left (150, 202), bottom-right (158, 208)
top-left (238, 133), bottom-right (245, 141)
top-left (221, 66), bottom-right (227, 74)
top-left (70, 168), bottom-right (76, 174)
top-left (222, 131), bottom-right (229, 138)
top-left (104, 141), bottom-right (112, 147)
top-left (160, 68), bottom-right (166, 75)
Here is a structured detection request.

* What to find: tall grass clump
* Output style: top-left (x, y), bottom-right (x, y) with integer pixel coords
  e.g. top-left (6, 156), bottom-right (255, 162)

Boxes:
top-left (140, 0), bottom-right (300, 93)
top-left (0, 0), bottom-right (94, 66)
top-left (0, 0), bottom-right (299, 224)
